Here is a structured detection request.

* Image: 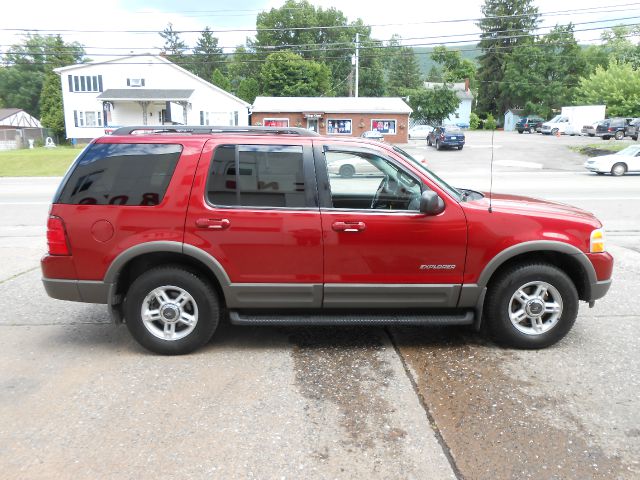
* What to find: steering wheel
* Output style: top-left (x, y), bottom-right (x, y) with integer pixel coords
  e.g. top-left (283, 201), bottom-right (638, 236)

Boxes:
top-left (370, 176), bottom-right (400, 209)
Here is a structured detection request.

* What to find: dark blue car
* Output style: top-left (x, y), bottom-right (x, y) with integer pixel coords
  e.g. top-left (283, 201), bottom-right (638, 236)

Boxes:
top-left (427, 126), bottom-right (465, 150)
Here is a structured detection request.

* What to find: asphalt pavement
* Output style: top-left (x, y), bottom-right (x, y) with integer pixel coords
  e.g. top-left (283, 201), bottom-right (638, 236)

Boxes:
top-left (0, 131), bottom-right (638, 479)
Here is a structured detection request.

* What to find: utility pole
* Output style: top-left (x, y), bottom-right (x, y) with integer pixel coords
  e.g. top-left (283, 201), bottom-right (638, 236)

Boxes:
top-left (355, 32), bottom-right (359, 98)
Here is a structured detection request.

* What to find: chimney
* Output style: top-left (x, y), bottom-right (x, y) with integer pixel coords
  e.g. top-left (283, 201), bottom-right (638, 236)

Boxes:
top-left (464, 78), bottom-right (470, 91)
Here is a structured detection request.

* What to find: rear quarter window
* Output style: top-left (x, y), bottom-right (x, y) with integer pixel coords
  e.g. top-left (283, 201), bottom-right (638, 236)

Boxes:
top-left (56, 143), bottom-right (182, 206)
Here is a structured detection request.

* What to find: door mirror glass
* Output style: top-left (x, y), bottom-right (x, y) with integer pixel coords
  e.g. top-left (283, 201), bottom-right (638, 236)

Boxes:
top-left (419, 190), bottom-right (445, 215)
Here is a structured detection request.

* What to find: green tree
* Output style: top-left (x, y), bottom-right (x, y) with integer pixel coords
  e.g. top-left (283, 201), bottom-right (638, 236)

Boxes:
top-left (260, 51), bottom-right (331, 97)
top-left (227, 45), bottom-right (262, 92)
top-left (431, 46), bottom-right (477, 87)
top-left (575, 61), bottom-right (640, 117)
top-left (210, 69), bottom-right (231, 92)
top-left (476, 0), bottom-right (539, 115)
top-left (405, 87), bottom-right (459, 125)
top-left (253, 0), bottom-right (370, 96)
top-left (386, 46), bottom-right (422, 96)
top-left (191, 27), bottom-right (224, 80)
top-left (0, 34), bottom-right (84, 117)
top-left (159, 23), bottom-right (188, 65)
top-left (358, 40), bottom-right (386, 96)
top-left (600, 25), bottom-right (640, 69)
top-left (236, 78), bottom-right (260, 104)
top-left (39, 72), bottom-right (65, 138)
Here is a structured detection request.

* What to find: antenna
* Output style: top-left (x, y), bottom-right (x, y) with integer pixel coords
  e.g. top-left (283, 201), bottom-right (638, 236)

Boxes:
top-left (488, 126), bottom-right (494, 213)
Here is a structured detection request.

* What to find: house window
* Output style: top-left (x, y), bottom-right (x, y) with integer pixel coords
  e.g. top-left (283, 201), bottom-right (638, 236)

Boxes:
top-left (327, 119), bottom-right (352, 134)
top-left (200, 112), bottom-right (236, 126)
top-left (127, 78), bottom-right (145, 87)
top-left (69, 75), bottom-right (102, 93)
top-left (263, 118), bottom-right (289, 127)
top-left (74, 110), bottom-right (103, 127)
top-left (371, 120), bottom-right (396, 135)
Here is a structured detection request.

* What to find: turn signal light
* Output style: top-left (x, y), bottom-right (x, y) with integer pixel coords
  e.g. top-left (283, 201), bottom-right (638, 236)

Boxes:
top-left (47, 216), bottom-right (71, 256)
top-left (590, 228), bottom-right (605, 253)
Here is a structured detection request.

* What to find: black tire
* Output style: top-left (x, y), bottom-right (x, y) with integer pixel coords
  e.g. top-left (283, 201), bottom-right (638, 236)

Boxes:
top-left (124, 266), bottom-right (219, 355)
top-left (518, 130), bottom-right (523, 134)
top-left (458, 146), bottom-right (463, 150)
top-left (338, 164), bottom-right (355, 178)
top-left (596, 172), bottom-right (605, 175)
top-left (602, 136), bottom-right (611, 140)
top-left (632, 136), bottom-right (638, 141)
top-left (427, 138), bottom-right (432, 146)
top-left (484, 263), bottom-right (578, 349)
top-left (614, 130), bottom-right (624, 140)
top-left (436, 140), bottom-right (441, 150)
top-left (589, 133), bottom-right (595, 137)
top-left (551, 128), bottom-right (559, 136)
top-left (611, 162), bottom-right (627, 176)
top-left (529, 127), bottom-right (535, 134)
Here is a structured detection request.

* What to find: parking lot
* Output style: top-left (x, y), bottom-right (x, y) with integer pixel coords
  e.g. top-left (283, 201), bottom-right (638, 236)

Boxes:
top-left (1, 131), bottom-right (638, 479)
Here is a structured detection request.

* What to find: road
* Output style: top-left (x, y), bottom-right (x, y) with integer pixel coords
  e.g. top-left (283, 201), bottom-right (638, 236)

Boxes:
top-left (0, 132), bottom-right (638, 479)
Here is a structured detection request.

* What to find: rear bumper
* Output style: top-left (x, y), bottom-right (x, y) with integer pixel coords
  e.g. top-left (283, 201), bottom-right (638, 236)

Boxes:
top-left (42, 278), bottom-right (110, 304)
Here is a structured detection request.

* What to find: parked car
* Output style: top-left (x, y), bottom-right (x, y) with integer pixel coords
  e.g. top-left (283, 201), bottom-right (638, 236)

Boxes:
top-left (581, 121), bottom-right (601, 137)
top-left (360, 130), bottom-right (385, 141)
top-left (584, 145), bottom-right (640, 176)
top-left (427, 126), bottom-right (465, 150)
top-left (408, 124), bottom-right (434, 139)
top-left (327, 153), bottom-right (380, 177)
top-left (596, 117), bottom-right (637, 140)
top-left (626, 118), bottom-right (639, 141)
top-left (41, 125), bottom-right (612, 354)
top-left (516, 116), bottom-right (544, 134)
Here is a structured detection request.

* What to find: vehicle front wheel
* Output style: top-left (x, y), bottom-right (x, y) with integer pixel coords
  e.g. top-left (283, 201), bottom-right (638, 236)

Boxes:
top-left (551, 128), bottom-right (559, 136)
top-left (484, 263), bottom-right (578, 349)
top-left (614, 130), bottom-right (624, 140)
top-left (518, 130), bottom-right (523, 134)
top-left (529, 127), bottom-right (535, 134)
top-left (427, 138), bottom-right (432, 146)
top-left (611, 162), bottom-right (627, 176)
top-left (436, 140), bottom-right (441, 150)
top-left (124, 266), bottom-right (219, 355)
top-left (339, 164), bottom-right (356, 178)
top-left (458, 146), bottom-right (463, 150)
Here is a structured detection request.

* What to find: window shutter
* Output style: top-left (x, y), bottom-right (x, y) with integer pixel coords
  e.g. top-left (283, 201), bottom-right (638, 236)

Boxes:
top-left (98, 75), bottom-right (103, 92)
top-left (141, 79), bottom-right (145, 87)
top-left (200, 111), bottom-right (204, 126)
top-left (68, 75), bottom-right (73, 92)
top-left (73, 111), bottom-right (78, 127)
top-left (127, 78), bottom-right (130, 86)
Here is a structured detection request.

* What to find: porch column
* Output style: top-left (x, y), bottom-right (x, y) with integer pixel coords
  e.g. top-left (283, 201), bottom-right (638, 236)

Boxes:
top-left (177, 101), bottom-right (189, 125)
top-left (137, 101), bottom-right (150, 125)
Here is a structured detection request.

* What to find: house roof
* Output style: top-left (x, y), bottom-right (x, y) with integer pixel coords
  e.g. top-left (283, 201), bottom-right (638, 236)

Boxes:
top-left (96, 89), bottom-right (194, 101)
top-left (54, 54), bottom-right (250, 108)
top-left (252, 97), bottom-right (412, 114)
top-left (505, 108), bottom-right (525, 115)
top-left (0, 108), bottom-right (22, 121)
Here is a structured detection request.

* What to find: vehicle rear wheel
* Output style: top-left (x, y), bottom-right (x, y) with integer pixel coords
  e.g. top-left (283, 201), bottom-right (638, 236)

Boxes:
top-left (124, 266), bottom-right (219, 355)
top-left (436, 140), bottom-right (441, 150)
top-left (611, 162), bottom-right (627, 176)
top-left (632, 136), bottom-right (638, 141)
top-left (427, 138), bottom-right (432, 146)
top-left (529, 127), bottom-right (535, 134)
top-left (484, 263), bottom-right (578, 349)
top-left (614, 130), bottom-right (624, 140)
top-left (602, 136), bottom-right (611, 140)
top-left (458, 146), bottom-right (463, 150)
top-left (338, 164), bottom-right (355, 178)
top-left (518, 130), bottom-right (523, 134)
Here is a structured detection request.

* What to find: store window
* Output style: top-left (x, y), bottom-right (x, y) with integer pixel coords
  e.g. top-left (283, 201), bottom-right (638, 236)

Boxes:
top-left (327, 119), bottom-right (352, 134)
top-left (371, 120), bottom-right (397, 135)
top-left (263, 118), bottom-right (289, 127)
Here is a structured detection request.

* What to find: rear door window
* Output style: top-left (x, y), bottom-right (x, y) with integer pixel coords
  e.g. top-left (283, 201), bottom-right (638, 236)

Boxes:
top-left (57, 143), bottom-right (181, 206)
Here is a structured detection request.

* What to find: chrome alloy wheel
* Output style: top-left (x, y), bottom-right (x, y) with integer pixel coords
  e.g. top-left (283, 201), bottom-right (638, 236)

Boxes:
top-left (140, 286), bottom-right (199, 341)
top-left (508, 281), bottom-right (563, 335)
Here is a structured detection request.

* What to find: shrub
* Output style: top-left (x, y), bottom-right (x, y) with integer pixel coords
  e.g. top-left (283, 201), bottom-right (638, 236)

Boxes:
top-left (469, 112), bottom-right (481, 129)
top-left (484, 113), bottom-right (497, 130)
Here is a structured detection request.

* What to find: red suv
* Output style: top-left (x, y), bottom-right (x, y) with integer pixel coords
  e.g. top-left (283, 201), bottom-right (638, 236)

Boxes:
top-left (42, 126), bottom-right (613, 354)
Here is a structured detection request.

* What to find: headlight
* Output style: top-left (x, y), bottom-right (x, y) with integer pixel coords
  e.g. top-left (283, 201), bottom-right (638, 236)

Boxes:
top-left (590, 228), bottom-right (606, 253)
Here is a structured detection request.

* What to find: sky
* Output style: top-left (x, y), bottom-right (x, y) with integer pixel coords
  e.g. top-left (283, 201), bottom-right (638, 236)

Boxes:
top-left (0, 0), bottom-right (638, 60)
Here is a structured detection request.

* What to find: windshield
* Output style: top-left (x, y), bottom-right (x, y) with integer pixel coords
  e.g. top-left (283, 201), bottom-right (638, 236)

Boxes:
top-left (548, 115), bottom-right (561, 123)
top-left (392, 146), bottom-right (463, 201)
top-left (616, 147), bottom-right (640, 156)
top-left (445, 126), bottom-right (462, 133)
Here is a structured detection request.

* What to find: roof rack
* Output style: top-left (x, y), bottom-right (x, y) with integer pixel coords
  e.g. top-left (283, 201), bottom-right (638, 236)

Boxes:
top-left (109, 125), bottom-right (320, 137)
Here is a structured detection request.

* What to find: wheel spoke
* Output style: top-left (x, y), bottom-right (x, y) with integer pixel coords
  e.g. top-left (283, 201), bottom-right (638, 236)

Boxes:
top-left (143, 308), bottom-right (161, 321)
top-left (544, 302), bottom-right (561, 314)
top-left (175, 292), bottom-right (189, 307)
top-left (514, 289), bottom-right (531, 304)
top-left (163, 322), bottom-right (176, 339)
top-left (153, 288), bottom-right (170, 306)
top-left (532, 316), bottom-right (544, 333)
top-left (179, 312), bottom-right (196, 326)
top-left (510, 309), bottom-right (528, 324)
top-left (533, 284), bottom-right (548, 300)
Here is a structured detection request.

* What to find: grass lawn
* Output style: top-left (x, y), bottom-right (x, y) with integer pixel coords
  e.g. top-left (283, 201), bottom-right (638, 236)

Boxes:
top-left (570, 142), bottom-right (632, 157)
top-left (0, 146), bottom-right (81, 176)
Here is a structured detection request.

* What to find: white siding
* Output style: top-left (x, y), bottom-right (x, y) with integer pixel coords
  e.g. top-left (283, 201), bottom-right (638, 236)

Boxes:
top-left (58, 56), bottom-right (249, 139)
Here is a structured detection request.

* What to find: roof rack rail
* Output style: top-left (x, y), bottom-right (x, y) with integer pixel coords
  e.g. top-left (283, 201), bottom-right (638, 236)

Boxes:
top-left (109, 125), bottom-right (320, 137)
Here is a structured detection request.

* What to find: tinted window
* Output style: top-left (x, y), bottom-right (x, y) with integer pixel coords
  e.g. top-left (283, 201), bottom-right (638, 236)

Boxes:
top-left (57, 143), bottom-right (181, 206)
top-left (207, 144), bottom-right (306, 208)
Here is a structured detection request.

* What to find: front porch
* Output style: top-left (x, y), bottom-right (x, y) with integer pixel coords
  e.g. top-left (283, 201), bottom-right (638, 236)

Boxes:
top-left (96, 89), bottom-right (194, 127)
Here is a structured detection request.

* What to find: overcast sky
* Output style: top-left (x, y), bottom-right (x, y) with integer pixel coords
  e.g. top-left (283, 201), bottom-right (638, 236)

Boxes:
top-left (1, 0), bottom-right (638, 59)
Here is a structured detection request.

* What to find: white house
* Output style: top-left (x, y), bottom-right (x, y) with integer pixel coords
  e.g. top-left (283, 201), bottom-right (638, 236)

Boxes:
top-left (424, 81), bottom-right (474, 127)
top-left (55, 54), bottom-right (250, 140)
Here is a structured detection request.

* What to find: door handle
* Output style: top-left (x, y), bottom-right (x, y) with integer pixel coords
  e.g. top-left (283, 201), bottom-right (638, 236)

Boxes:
top-left (332, 221), bottom-right (366, 232)
top-left (195, 218), bottom-right (230, 230)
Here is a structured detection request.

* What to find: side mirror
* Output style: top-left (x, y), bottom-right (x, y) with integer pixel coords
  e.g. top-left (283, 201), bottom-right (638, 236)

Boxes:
top-left (419, 190), bottom-right (445, 215)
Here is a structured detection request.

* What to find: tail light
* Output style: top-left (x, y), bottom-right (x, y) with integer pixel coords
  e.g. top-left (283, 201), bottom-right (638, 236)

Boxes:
top-left (608, 127), bottom-right (614, 132)
top-left (440, 133), bottom-right (445, 139)
top-left (47, 216), bottom-right (71, 255)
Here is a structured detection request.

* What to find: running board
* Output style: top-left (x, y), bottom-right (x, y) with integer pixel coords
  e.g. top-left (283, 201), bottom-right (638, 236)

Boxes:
top-left (228, 310), bottom-right (474, 326)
